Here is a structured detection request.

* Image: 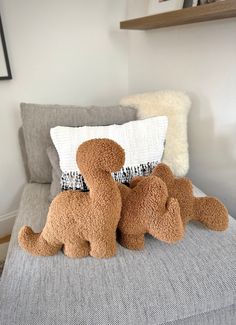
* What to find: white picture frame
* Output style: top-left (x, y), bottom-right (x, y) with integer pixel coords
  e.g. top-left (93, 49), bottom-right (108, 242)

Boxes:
top-left (148, 0), bottom-right (185, 15)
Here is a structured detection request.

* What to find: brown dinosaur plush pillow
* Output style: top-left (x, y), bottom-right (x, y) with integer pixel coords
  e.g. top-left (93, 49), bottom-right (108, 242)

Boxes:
top-left (130, 163), bottom-right (229, 232)
top-left (19, 139), bottom-right (125, 259)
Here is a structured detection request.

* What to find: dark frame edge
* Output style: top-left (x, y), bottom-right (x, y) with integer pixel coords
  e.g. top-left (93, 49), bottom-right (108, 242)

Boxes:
top-left (0, 14), bottom-right (12, 80)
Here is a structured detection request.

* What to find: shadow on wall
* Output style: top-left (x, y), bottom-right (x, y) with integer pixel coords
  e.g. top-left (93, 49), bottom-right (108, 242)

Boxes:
top-left (187, 93), bottom-right (236, 218)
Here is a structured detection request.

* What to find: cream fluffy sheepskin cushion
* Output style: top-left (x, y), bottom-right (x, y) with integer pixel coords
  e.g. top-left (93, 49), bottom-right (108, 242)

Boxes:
top-left (120, 91), bottom-right (191, 177)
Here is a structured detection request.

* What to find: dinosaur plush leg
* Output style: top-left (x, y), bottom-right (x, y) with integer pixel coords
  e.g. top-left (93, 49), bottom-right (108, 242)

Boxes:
top-left (149, 198), bottom-right (184, 243)
top-left (18, 226), bottom-right (62, 256)
top-left (193, 197), bottom-right (228, 231)
top-left (119, 233), bottom-right (145, 250)
top-left (90, 235), bottom-right (116, 258)
top-left (63, 240), bottom-right (90, 258)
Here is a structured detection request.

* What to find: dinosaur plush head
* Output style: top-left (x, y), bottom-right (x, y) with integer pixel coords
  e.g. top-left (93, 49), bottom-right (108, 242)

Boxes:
top-left (77, 138), bottom-right (125, 174)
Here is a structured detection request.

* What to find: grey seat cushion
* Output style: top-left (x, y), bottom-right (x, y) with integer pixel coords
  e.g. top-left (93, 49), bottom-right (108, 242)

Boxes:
top-left (21, 103), bottom-right (137, 183)
top-left (0, 184), bottom-right (235, 325)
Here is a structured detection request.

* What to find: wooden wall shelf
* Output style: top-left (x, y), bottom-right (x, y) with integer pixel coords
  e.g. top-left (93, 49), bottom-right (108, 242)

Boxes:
top-left (120, 0), bottom-right (236, 30)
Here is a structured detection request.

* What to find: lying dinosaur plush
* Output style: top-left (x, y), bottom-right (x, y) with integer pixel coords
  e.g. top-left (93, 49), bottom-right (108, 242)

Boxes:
top-left (19, 138), bottom-right (125, 258)
top-left (130, 163), bottom-right (228, 231)
top-left (117, 176), bottom-right (184, 250)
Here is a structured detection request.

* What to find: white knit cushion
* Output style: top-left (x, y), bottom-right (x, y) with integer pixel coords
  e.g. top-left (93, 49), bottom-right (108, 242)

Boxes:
top-left (50, 116), bottom-right (168, 190)
top-left (120, 91), bottom-right (191, 177)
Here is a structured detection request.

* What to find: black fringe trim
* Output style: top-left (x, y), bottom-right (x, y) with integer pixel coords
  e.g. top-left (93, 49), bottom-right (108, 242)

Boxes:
top-left (61, 161), bottom-right (159, 191)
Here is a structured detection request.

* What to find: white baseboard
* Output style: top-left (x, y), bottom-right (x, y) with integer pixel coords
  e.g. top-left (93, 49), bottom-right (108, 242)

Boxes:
top-left (0, 210), bottom-right (18, 238)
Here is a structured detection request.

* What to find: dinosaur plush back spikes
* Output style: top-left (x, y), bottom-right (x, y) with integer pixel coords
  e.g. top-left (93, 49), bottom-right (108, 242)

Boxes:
top-left (19, 138), bottom-right (125, 259)
top-left (130, 163), bottom-right (229, 231)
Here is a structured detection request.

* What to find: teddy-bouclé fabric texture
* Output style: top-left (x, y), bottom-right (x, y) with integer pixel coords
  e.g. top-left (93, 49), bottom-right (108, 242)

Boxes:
top-left (18, 139), bottom-right (125, 258)
top-left (130, 163), bottom-right (229, 233)
top-left (117, 176), bottom-right (184, 250)
top-left (120, 90), bottom-right (191, 177)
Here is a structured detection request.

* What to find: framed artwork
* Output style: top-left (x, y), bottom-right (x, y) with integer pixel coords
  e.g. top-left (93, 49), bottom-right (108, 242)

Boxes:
top-left (0, 15), bottom-right (12, 80)
top-left (148, 0), bottom-right (184, 15)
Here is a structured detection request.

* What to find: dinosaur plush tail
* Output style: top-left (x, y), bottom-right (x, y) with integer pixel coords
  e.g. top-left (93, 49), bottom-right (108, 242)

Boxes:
top-left (18, 226), bottom-right (62, 256)
top-left (193, 197), bottom-right (228, 231)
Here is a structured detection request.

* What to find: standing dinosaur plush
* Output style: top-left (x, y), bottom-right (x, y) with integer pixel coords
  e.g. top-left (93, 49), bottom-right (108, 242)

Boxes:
top-left (19, 138), bottom-right (125, 258)
top-left (130, 163), bottom-right (228, 231)
top-left (117, 176), bottom-right (184, 250)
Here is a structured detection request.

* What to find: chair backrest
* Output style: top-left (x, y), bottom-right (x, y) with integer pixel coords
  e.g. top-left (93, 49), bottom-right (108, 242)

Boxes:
top-left (19, 103), bottom-right (137, 183)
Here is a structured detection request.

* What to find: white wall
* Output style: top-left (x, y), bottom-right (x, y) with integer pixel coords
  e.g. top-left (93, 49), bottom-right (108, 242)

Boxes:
top-left (1, 0), bottom-right (235, 228)
top-left (127, 1), bottom-right (236, 217)
top-left (0, 0), bottom-right (128, 224)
